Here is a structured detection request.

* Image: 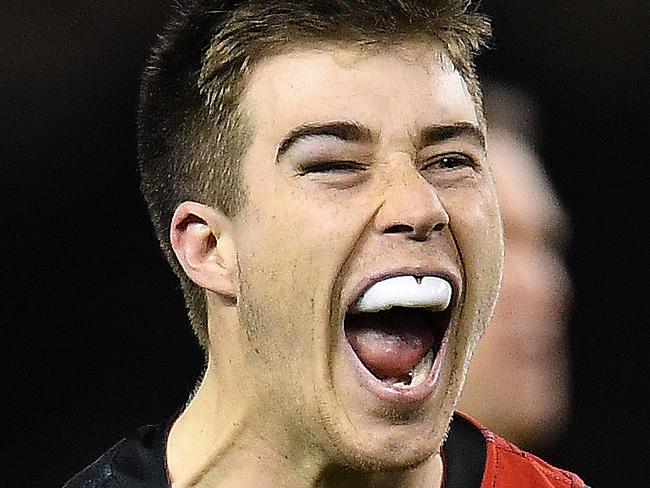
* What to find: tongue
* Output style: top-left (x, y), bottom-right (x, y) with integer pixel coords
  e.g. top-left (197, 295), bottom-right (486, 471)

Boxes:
top-left (345, 308), bottom-right (434, 380)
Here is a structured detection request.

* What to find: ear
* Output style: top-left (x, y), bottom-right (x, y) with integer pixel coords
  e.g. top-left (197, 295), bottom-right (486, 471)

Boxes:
top-left (170, 201), bottom-right (237, 301)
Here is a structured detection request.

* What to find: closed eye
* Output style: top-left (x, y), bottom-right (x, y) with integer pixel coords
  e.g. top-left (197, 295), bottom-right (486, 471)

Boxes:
top-left (299, 161), bottom-right (366, 175)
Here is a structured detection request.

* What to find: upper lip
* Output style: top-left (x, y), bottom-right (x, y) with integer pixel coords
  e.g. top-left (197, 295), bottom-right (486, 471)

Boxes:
top-left (341, 265), bottom-right (462, 318)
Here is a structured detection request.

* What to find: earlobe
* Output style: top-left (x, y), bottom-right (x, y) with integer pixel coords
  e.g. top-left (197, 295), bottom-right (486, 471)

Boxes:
top-left (170, 201), bottom-right (237, 300)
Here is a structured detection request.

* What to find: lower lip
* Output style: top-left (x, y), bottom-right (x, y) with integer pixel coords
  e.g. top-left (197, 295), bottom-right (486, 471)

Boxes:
top-left (347, 330), bottom-right (450, 404)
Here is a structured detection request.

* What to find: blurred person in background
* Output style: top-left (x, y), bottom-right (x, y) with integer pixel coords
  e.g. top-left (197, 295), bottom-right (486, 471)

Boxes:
top-left (458, 82), bottom-right (573, 451)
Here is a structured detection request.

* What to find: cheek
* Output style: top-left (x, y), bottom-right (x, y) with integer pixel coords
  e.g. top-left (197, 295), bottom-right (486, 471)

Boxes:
top-left (445, 185), bottom-right (504, 335)
top-left (234, 191), bottom-right (370, 336)
top-left (248, 185), bottom-right (372, 271)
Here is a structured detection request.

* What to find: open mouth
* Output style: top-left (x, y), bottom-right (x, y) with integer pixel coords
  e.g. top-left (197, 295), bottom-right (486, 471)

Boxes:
top-left (343, 275), bottom-right (454, 394)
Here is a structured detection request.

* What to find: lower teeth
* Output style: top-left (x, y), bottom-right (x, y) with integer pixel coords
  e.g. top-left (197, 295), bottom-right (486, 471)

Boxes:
top-left (391, 349), bottom-right (434, 388)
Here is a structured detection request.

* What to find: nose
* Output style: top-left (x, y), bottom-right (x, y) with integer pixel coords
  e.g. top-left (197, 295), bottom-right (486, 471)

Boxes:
top-left (374, 167), bottom-right (449, 241)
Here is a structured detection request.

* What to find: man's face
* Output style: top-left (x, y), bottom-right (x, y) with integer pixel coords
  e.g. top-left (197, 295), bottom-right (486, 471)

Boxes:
top-left (226, 43), bottom-right (503, 468)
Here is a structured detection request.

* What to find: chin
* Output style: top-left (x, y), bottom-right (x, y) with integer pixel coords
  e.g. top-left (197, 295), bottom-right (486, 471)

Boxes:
top-left (315, 318), bottom-right (468, 471)
top-left (314, 386), bottom-right (461, 472)
top-left (321, 423), bottom-right (445, 472)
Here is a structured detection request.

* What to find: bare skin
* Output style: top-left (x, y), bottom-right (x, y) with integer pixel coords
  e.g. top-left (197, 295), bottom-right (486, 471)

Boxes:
top-left (166, 42), bottom-right (503, 488)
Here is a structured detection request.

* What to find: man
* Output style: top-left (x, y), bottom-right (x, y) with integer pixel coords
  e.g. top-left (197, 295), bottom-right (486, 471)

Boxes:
top-left (458, 84), bottom-right (573, 450)
top-left (65, 1), bottom-right (586, 486)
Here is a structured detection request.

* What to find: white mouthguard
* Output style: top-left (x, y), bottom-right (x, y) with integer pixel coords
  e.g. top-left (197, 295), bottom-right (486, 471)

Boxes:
top-left (353, 276), bottom-right (452, 313)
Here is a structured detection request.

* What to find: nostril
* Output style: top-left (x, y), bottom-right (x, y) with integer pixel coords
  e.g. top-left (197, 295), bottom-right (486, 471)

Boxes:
top-left (384, 222), bottom-right (445, 237)
top-left (385, 224), bottom-right (414, 234)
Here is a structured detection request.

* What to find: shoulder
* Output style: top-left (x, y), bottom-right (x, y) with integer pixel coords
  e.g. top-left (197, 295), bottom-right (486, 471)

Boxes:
top-left (63, 424), bottom-right (169, 488)
top-left (456, 413), bottom-right (588, 488)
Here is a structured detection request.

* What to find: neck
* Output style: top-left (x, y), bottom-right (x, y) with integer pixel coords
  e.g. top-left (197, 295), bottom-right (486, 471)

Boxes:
top-left (166, 364), bottom-right (444, 488)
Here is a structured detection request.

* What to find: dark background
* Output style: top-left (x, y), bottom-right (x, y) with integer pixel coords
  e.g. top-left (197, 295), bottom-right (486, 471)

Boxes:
top-left (2, 1), bottom-right (648, 486)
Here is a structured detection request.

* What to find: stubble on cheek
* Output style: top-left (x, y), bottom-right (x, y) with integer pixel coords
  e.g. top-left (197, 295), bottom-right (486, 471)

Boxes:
top-left (233, 251), bottom-right (342, 456)
top-left (466, 225), bottom-right (502, 331)
top-left (234, 248), bottom-right (323, 379)
top-left (443, 179), bottom-right (503, 374)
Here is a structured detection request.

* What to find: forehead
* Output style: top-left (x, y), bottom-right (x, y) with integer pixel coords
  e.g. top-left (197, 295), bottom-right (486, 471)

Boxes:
top-left (240, 42), bottom-right (480, 142)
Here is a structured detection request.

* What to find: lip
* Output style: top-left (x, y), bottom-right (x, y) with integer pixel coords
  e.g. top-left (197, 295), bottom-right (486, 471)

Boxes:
top-left (339, 265), bottom-right (461, 404)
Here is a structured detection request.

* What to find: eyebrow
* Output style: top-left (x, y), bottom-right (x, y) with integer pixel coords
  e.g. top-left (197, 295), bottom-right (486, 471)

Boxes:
top-left (419, 122), bottom-right (486, 149)
top-left (276, 121), bottom-right (372, 159)
top-left (275, 120), bottom-right (485, 161)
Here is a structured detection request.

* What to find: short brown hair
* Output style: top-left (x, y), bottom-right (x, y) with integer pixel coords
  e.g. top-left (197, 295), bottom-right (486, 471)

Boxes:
top-left (138, 0), bottom-right (491, 348)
